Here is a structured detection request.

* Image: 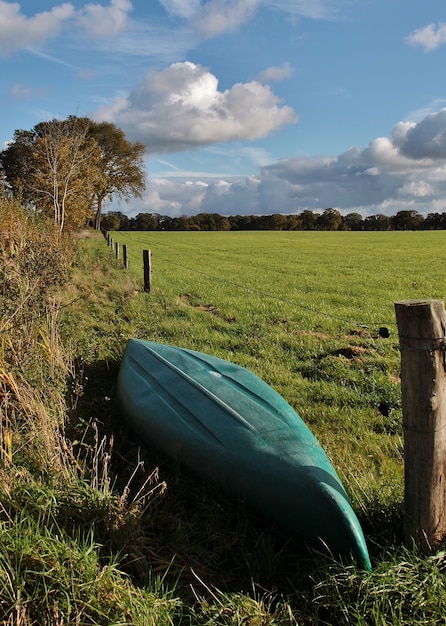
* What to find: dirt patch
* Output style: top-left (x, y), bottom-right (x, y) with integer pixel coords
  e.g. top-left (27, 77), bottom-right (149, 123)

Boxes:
top-left (389, 372), bottom-right (401, 384)
top-left (331, 346), bottom-right (367, 359)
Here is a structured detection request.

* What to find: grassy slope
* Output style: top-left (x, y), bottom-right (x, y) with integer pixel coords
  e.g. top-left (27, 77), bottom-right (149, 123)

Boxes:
top-left (3, 219), bottom-right (446, 624)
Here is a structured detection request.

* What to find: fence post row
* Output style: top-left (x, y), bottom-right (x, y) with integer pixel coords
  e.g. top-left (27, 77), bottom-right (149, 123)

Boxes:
top-left (103, 235), bottom-right (150, 285)
top-left (394, 299), bottom-right (446, 553)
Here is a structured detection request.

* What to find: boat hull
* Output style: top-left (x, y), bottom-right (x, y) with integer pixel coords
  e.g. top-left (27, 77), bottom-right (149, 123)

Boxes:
top-left (117, 338), bottom-right (371, 571)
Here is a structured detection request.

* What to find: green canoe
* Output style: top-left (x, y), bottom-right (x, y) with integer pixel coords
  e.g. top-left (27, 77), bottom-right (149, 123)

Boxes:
top-left (117, 338), bottom-right (372, 571)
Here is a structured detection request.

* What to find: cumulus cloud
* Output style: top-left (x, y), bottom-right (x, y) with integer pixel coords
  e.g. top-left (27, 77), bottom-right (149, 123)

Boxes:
top-left (253, 113), bottom-right (446, 213)
top-left (120, 108), bottom-right (446, 218)
top-left (397, 109), bottom-right (446, 160)
top-left (0, 1), bottom-right (75, 56)
top-left (405, 21), bottom-right (446, 52)
top-left (77, 0), bottom-right (132, 37)
top-left (0, 0), bottom-right (133, 56)
top-left (94, 61), bottom-right (297, 153)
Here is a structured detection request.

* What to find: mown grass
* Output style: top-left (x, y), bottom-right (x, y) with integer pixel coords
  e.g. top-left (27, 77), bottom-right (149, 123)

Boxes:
top-left (3, 207), bottom-right (446, 624)
top-left (96, 227), bottom-right (446, 624)
top-left (109, 230), bottom-right (415, 512)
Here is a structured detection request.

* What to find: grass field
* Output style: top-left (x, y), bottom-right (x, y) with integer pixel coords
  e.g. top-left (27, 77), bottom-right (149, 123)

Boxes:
top-left (5, 211), bottom-right (446, 624)
top-left (108, 230), bottom-right (446, 511)
top-left (98, 229), bottom-right (446, 622)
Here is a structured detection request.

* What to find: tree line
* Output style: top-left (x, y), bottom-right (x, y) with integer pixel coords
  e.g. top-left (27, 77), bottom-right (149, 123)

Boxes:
top-left (102, 207), bottom-right (446, 232)
top-left (0, 116), bottom-right (145, 233)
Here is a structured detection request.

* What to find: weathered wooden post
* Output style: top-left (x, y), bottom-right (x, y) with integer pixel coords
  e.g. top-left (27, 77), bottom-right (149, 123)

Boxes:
top-left (394, 299), bottom-right (446, 552)
top-left (123, 244), bottom-right (129, 269)
top-left (115, 241), bottom-right (119, 260)
top-left (143, 249), bottom-right (152, 292)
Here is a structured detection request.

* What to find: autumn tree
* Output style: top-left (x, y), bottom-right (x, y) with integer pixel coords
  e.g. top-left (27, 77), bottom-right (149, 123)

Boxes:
top-left (85, 120), bottom-right (146, 230)
top-left (1, 116), bottom-right (146, 233)
top-left (1, 117), bottom-right (101, 232)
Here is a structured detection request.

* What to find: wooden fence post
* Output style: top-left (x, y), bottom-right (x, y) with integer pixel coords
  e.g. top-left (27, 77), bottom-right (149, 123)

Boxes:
top-left (143, 249), bottom-right (152, 292)
top-left (394, 299), bottom-right (446, 552)
top-left (123, 244), bottom-right (129, 270)
top-left (115, 241), bottom-right (119, 260)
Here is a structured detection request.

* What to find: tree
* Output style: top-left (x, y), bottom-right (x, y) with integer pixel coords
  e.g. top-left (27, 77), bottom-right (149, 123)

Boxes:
top-left (424, 212), bottom-right (446, 230)
top-left (86, 120), bottom-right (146, 230)
top-left (133, 212), bottom-right (160, 231)
top-left (342, 213), bottom-right (363, 231)
top-left (192, 213), bottom-right (231, 231)
top-left (1, 116), bottom-right (146, 233)
top-left (101, 210), bottom-right (132, 231)
top-left (256, 213), bottom-right (288, 230)
top-left (315, 208), bottom-right (342, 231)
top-left (299, 210), bottom-right (318, 230)
top-left (363, 214), bottom-right (390, 231)
top-left (1, 129), bottom-right (38, 203)
top-left (391, 210), bottom-right (424, 231)
top-left (1, 118), bottom-right (101, 232)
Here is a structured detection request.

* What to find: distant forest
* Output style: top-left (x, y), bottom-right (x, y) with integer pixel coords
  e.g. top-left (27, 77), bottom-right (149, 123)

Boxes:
top-left (101, 207), bottom-right (446, 232)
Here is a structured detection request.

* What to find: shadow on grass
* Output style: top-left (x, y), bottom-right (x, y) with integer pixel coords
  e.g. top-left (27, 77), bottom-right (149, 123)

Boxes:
top-left (67, 358), bottom-right (403, 602)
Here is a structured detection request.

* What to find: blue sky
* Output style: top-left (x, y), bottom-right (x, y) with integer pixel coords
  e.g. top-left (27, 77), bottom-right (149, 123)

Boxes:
top-left (1, 0), bottom-right (446, 218)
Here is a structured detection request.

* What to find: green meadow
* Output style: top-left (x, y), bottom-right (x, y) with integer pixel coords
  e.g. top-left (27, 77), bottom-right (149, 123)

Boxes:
top-left (4, 210), bottom-right (446, 624)
top-left (110, 229), bottom-right (446, 512)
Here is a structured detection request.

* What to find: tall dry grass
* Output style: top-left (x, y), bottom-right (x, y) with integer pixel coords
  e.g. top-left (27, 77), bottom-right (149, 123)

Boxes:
top-left (0, 196), bottom-right (173, 624)
top-left (0, 195), bottom-right (72, 474)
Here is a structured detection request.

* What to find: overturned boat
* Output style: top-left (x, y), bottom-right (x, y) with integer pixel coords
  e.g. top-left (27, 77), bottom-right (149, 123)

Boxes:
top-left (117, 338), bottom-right (371, 571)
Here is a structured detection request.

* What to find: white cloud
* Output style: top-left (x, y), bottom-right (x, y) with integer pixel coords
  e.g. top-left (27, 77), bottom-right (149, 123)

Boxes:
top-left (159, 0), bottom-right (201, 19)
top-left (77, 0), bottom-right (133, 37)
top-left (142, 177), bottom-right (211, 215)
top-left (0, 0), bottom-right (360, 60)
top-left (94, 61), bottom-right (297, 153)
top-left (257, 62), bottom-right (294, 83)
top-left (398, 180), bottom-right (433, 198)
top-left (264, 0), bottom-right (346, 20)
top-left (192, 0), bottom-right (260, 38)
top-left (0, 1), bottom-right (75, 56)
top-left (0, 0), bottom-right (133, 56)
top-left (397, 109), bottom-right (446, 160)
top-left (188, 0), bottom-right (354, 38)
top-left (118, 108), bottom-right (446, 218)
top-left (405, 21), bottom-right (446, 52)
